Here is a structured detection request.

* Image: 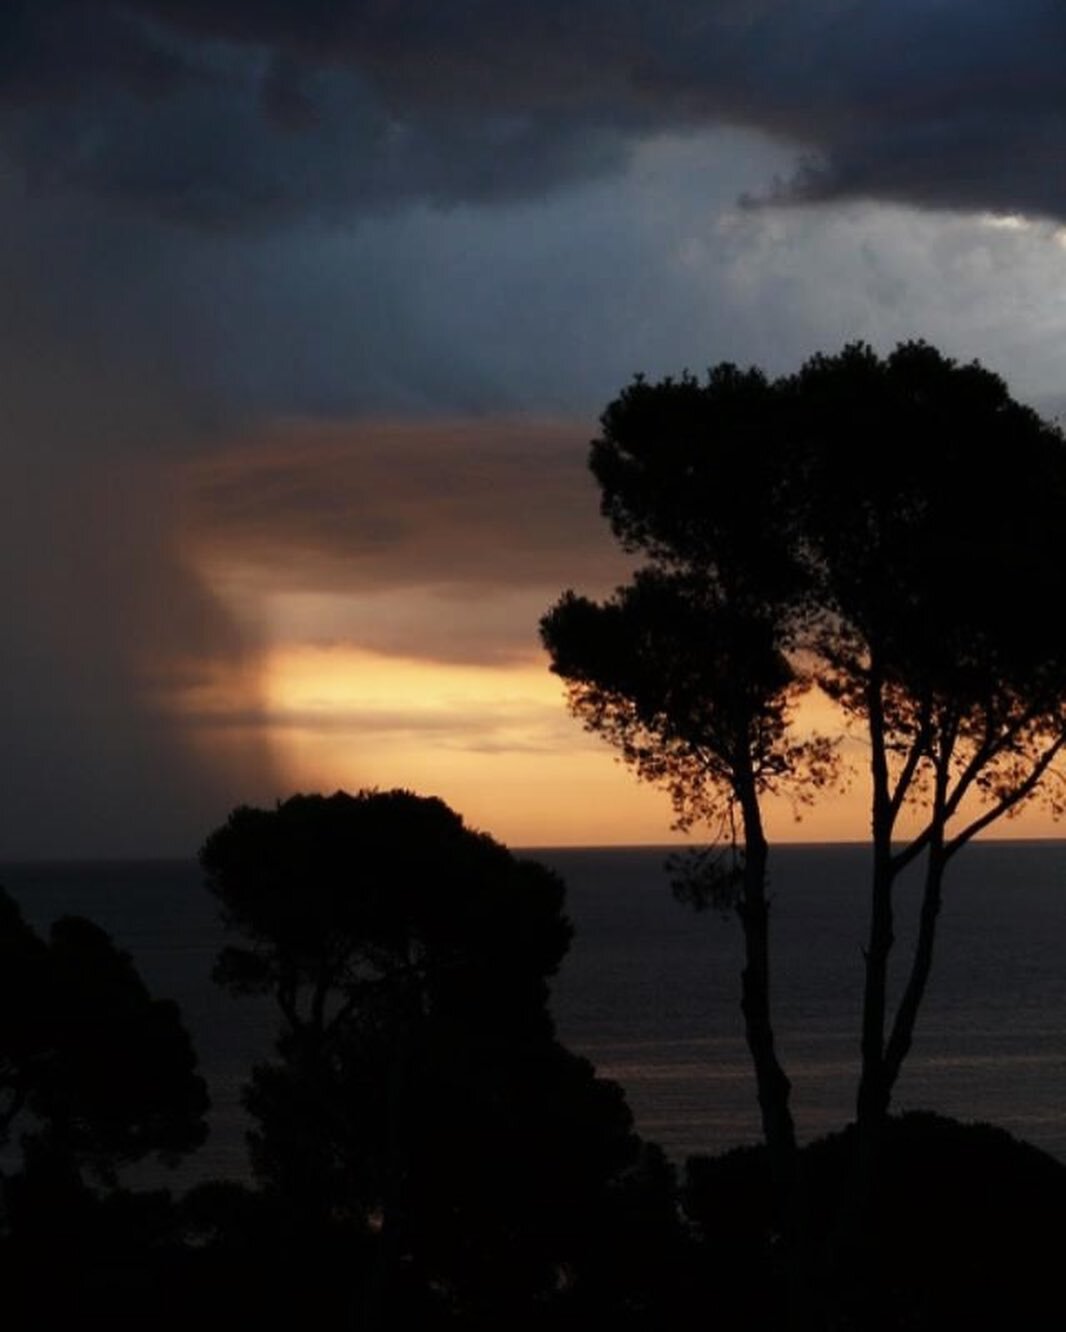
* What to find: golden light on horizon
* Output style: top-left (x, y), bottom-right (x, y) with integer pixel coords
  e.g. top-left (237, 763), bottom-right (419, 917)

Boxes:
top-left (256, 643), bottom-right (682, 845)
top-left (249, 643), bottom-right (887, 847)
top-left (165, 623), bottom-right (1066, 850)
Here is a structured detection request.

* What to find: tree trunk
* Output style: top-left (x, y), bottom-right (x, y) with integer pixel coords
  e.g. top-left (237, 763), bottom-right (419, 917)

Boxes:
top-left (855, 847), bottom-right (894, 1135)
top-left (735, 784), bottom-right (797, 1202)
top-left (834, 674), bottom-right (899, 1328)
top-left (856, 673), bottom-right (895, 1138)
top-left (883, 829), bottom-right (947, 1103)
top-left (734, 779), bottom-right (834, 1329)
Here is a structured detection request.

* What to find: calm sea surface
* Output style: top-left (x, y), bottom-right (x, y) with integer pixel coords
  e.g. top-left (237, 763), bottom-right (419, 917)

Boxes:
top-left (2, 842), bottom-right (1065, 1186)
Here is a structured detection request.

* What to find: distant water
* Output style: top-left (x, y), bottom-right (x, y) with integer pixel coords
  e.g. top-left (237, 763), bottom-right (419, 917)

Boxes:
top-left (545, 843), bottom-right (1066, 1163)
top-left (2, 842), bottom-right (1064, 1187)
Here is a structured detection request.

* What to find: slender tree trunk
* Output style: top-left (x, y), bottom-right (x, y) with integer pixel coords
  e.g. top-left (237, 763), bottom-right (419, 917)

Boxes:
top-left (735, 782), bottom-right (796, 1199)
top-left (834, 673), bottom-right (899, 1328)
top-left (860, 723), bottom-right (951, 1127)
top-left (734, 776), bottom-right (828, 1329)
top-left (856, 675), bottom-right (895, 1137)
top-left (855, 850), bottom-right (894, 1132)
top-left (883, 851), bottom-right (945, 1096)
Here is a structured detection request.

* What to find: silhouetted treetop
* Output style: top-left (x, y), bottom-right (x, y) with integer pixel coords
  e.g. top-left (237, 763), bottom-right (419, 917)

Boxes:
top-left (591, 363), bottom-right (807, 612)
top-left (549, 339), bottom-right (1066, 847)
top-left (0, 886), bottom-right (208, 1184)
top-left (198, 789), bottom-right (663, 1324)
top-left (791, 341), bottom-right (1066, 722)
top-left (201, 789), bottom-right (572, 1042)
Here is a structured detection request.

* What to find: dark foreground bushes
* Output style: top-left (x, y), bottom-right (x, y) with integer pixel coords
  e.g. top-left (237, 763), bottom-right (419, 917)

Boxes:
top-left (686, 1111), bottom-right (1066, 1331)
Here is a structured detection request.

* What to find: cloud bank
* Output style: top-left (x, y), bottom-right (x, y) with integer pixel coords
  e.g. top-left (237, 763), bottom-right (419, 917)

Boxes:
top-left (3, 1), bottom-right (1064, 226)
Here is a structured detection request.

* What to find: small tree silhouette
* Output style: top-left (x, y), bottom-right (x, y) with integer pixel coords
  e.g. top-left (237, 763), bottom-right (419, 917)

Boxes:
top-left (0, 885), bottom-right (208, 1328)
top-left (200, 789), bottom-right (667, 1325)
top-left (0, 886), bottom-right (207, 1186)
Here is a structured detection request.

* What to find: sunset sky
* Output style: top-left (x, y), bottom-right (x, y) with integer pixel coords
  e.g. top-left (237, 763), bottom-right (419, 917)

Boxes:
top-left (4, 1), bottom-right (1066, 857)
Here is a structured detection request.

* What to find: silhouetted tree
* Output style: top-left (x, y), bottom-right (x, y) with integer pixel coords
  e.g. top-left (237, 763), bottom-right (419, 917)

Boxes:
top-left (542, 342), bottom-right (1066, 1318)
top-left (200, 789), bottom-right (674, 1326)
top-left (541, 367), bottom-right (837, 1210)
top-left (0, 887), bottom-right (207, 1187)
top-left (790, 343), bottom-right (1066, 1143)
top-left (0, 885), bottom-right (209, 1327)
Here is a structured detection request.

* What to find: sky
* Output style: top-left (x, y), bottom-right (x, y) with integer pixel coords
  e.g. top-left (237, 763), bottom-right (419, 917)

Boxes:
top-left (4, 0), bottom-right (1066, 857)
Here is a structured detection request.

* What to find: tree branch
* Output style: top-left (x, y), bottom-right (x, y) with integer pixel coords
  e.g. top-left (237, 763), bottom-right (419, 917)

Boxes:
top-left (887, 698), bottom-right (933, 822)
top-left (945, 733), bottom-right (1066, 859)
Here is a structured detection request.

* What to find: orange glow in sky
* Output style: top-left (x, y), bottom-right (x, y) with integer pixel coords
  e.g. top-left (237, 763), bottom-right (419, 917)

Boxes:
top-left (256, 644), bottom-right (678, 845)
top-left (250, 644), bottom-right (875, 846)
top-left (211, 644), bottom-right (1060, 848)
top-left (167, 629), bottom-right (1066, 849)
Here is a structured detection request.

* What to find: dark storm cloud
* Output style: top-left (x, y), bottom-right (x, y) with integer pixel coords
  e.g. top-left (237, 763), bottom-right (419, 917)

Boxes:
top-left (2, 1), bottom-right (1064, 225)
top-left (0, 179), bottom-right (282, 858)
top-left (0, 0), bottom-right (636, 226)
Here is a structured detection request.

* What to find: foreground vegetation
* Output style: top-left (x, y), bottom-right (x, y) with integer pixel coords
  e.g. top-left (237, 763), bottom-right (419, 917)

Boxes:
top-left (2, 791), bottom-right (1064, 1329)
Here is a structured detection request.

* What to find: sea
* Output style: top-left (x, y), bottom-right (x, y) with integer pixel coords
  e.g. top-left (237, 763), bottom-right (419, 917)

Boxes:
top-left (2, 842), bottom-right (1064, 1189)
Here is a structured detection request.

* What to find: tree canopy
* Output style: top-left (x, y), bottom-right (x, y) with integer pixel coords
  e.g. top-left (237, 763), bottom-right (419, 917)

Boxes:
top-left (542, 339), bottom-right (1066, 1207)
top-left (199, 789), bottom-right (660, 1324)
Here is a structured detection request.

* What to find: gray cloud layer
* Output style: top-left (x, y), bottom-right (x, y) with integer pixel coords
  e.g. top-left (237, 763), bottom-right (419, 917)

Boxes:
top-left (3, 1), bottom-right (1064, 226)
